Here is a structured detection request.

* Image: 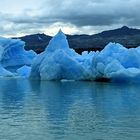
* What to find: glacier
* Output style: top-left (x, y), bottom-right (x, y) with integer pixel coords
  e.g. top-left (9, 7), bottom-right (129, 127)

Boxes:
top-left (30, 30), bottom-right (140, 82)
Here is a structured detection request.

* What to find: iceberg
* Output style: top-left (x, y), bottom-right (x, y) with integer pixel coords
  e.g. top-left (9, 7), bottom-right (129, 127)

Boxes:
top-left (0, 37), bottom-right (37, 69)
top-left (30, 30), bottom-right (140, 82)
top-left (94, 43), bottom-right (140, 82)
top-left (0, 30), bottom-right (139, 81)
top-left (0, 37), bottom-right (37, 77)
top-left (30, 30), bottom-right (95, 80)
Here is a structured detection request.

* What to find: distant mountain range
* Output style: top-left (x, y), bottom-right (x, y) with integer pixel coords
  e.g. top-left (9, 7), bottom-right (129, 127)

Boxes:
top-left (14, 26), bottom-right (140, 53)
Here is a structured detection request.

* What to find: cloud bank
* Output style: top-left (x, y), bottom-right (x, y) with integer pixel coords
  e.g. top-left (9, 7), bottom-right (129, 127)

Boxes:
top-left (1, 0), bottom-right (140, 36)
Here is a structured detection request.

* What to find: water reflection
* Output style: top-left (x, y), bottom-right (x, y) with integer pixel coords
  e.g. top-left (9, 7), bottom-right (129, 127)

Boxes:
top-left (0, 79), bottom-right (140, 139)
top-left (0, 79), bottom-right (31, 108)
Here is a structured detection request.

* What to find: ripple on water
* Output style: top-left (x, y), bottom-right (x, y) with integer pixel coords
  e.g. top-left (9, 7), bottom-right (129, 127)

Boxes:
top-left (0, 80), bottom-right (140, 140)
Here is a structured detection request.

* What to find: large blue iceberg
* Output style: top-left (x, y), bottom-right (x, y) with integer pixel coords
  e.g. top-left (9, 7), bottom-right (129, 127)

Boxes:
top-left (0, 37), bottom-right (37, 68)
top-left (30, 30), bottom-right (95, 80)
top-left (94, 43), bottom-right (140, 82)
top-left (30, 30), bottom-right (140, 82)
top-left (0, 37), bottom-right (36, 77)
top-left (0, 30), bottom-right (140, 82)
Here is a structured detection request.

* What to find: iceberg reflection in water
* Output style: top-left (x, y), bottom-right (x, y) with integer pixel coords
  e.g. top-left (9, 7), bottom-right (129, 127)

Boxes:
top-left (0, 79), bottom-right (140, 140)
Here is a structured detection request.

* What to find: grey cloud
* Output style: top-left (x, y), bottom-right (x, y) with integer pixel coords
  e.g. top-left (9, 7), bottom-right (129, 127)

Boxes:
top-left (1, 0), bottom-right (140, 36)
top-left (39, 0), bottom-right (140, 27)
top-left (2, 0), bottom-right (140, 27)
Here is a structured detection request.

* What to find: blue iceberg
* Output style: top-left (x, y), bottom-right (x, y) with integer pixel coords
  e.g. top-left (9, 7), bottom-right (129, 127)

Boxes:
top-left (1, 30), bottom-right (140, 82)
top-left (30, 30), bottom-right (140, 82)
top-left (0, 37), bottom-right (37, 77)
top-left (0, 37), bottom-right (37, 68)
top-left (30, 30), bottom-right (95, 80)
top-left (94, 42), bottom-right (140, 82)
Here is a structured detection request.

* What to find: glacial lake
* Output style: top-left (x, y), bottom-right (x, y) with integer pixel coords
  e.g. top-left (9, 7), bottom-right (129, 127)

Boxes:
top-left (0, 78), bottom-right (140, 140)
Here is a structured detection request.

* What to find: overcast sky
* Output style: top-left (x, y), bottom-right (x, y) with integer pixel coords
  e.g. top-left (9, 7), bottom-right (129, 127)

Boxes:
top-left (0, 0), bottom-right (140, 37)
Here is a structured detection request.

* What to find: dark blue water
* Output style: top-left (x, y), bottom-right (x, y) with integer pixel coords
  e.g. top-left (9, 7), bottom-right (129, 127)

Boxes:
top-left (0, 79), bottom-right (140, 140)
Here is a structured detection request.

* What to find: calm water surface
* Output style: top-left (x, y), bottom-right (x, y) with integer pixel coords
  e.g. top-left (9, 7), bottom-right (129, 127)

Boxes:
top-left (0, 78), bottom-right (140, 140)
